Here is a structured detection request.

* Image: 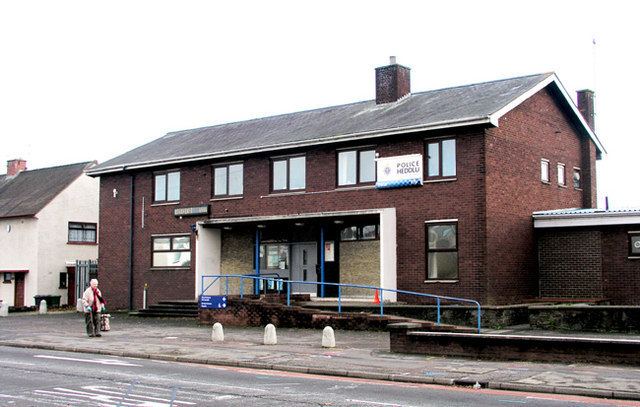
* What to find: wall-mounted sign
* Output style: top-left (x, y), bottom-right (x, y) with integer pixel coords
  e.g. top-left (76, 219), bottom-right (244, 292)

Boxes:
top-left (199, 295), bottom-right (227, 309)
top-left (324, 241), bottom-right (335, 262)
top-left (376, 154), bottom-right (423, 189)
top-left (174, 205), bottom-right (209, 217)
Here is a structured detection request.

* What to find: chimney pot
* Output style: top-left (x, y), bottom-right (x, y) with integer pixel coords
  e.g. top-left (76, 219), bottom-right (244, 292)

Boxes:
top-left (577, 89), bottom-right (595, 131)
top-left (7, 159), bottom-right (27, 177)
top-left (375, 58), bottom-right (411, 104)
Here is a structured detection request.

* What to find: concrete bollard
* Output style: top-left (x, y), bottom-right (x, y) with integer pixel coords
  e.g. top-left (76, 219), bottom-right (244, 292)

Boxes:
top-left (263, 323), bottom-right (277, 345)
top-left (39, 300), bottom-right (47, 314)
top-left (76, 299), bottom-right (83, 312)
top-left (212, 322), bottom-right (224, 342)
top-left (322, 326), bottom-right (336, 348)
top-left (0, 302), bottom-right (8, 317)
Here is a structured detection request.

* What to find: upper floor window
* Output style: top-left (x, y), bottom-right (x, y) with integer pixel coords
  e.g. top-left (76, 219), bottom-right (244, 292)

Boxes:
top-left (630, 232), bottom-right (640, 257)
top-left (154, 171), bottom-right (180, 202)
top-left (152, 235), bottom-right (191, 268)
top-left (541, 159), bottom-right (550, 183)
top-left (337, 149), bottom-right (376, 186)
top-left (272, 156), bottom-right (305, 192)
top-left (557, 163), bottom-right (566, 186)
top-left (68, 222), bottom-right (97, 243)
top-left (573, 168), bottom-right (581, 189)
top-left (213, 163), bottom-right (243, 197)
top-left (426, 139), bottom-right (456, 178)
top-left (426, 222), bottom-right (458, 280)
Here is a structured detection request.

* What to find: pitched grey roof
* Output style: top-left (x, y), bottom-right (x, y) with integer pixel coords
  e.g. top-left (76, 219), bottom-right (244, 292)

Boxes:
top-left (89, 72), bottom-right (601, 175)
top-left (0, 162), bottom-right (92, 218)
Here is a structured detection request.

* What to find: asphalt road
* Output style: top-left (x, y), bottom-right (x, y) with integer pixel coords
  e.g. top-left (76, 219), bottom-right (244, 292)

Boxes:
top-left (0, 346), bottom-right (636, 407)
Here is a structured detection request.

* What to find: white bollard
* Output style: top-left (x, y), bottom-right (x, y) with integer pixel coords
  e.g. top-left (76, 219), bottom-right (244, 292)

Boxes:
top-left (322, 326), bottom-right (336, 348)
top-left (76, 299), bottom-right (84, 312)
top-left (0, 302), bottom-right (8, 317)
top-left (212, 322), bottom-right (224, 342)
top-left (39, 299), bottom-right (47, 314)
top-left (263, 323), bottom-right (277, 345)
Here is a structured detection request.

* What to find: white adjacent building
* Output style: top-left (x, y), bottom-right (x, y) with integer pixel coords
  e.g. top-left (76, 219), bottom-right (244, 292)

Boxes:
top-left (0, 159), bottom-right (99, 308)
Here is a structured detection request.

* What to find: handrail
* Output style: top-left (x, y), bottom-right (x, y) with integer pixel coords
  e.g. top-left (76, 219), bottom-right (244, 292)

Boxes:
top-left (200, 274), bottom-right (482, 333)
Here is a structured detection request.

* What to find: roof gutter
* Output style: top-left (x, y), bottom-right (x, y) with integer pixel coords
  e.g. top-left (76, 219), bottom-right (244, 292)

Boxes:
top-left (86, 117), bottom-right (493, 176)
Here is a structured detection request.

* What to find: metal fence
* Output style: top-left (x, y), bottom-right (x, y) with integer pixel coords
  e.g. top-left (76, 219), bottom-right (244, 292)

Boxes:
top-left (75, 260), bottom-right (98, 301)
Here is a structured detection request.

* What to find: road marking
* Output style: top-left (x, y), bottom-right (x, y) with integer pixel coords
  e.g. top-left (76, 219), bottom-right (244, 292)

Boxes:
top-left (498, 400), bottom-right (527, 404)
top-left (34, 354), bottom-right (142, 367)
top-left (34, 386), bottom-right (196, 406)
top-left (347, 400), bottom-right (416, 407)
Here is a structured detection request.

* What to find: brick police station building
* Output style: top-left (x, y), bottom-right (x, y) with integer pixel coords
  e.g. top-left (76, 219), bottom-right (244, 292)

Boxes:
top-left (88, 59), bottom-right (608, 310)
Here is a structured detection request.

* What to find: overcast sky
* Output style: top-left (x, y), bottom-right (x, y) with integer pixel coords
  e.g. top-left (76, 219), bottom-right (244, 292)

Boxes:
top-left (1, 1), bottom-right (638, 207)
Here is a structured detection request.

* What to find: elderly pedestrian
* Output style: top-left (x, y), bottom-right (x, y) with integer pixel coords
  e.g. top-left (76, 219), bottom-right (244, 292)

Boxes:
top-left (82, 279), bottom-right (105, 338)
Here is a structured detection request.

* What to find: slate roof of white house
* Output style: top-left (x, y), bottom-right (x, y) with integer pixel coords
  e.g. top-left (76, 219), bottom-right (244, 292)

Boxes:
top-left (533, 208), bottom-right (640, 228)
top-left (88, 72), bottom-right (605, 176)
top-left (0, 162), bottom-right (93, 218)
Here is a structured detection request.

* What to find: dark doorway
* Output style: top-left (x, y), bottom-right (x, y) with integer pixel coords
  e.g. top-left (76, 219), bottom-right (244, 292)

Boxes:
top-left (14, 274), bottom-right (25, 307)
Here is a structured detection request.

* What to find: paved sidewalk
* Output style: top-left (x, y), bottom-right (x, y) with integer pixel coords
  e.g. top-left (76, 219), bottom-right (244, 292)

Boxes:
top-left (1, 311), bottom-right (640, 402)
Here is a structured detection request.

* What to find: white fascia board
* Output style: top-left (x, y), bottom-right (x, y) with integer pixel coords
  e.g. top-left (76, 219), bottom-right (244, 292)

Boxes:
top-left (201, 208), bottom-right (391, 226)
top-left (534, 214), bottom-right (640, 228)
top-left (86, 117), bottom-right (493, 176)
top-left (489, 73), bottom-right (606, 156)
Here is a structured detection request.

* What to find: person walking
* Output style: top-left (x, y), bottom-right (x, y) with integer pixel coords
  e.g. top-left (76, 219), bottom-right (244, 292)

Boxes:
top-left (82, 279), bottom-right (105, 338)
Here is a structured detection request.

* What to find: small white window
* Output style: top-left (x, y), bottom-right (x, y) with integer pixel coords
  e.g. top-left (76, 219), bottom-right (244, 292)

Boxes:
top-left (557, 163), bottom-right (566, 186)
top-left (541, 159), bottom-right (549, 183)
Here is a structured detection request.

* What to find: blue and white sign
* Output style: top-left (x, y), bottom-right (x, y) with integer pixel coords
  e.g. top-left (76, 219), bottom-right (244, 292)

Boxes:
top-left (199, 295), bottom-right (227, 309)
top-left (375, 154), bottom-right (423, 189)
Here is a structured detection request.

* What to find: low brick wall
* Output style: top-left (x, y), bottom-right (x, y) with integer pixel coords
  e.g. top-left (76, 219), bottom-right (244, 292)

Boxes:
top-left (529, 306), bottom-right (640, 333)
top-left (389, 323), bottom-right (640, 365)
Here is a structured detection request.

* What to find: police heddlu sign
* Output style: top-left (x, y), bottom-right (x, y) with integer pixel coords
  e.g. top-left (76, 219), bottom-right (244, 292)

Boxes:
top-left (376, 154), bottom-right (423, 189)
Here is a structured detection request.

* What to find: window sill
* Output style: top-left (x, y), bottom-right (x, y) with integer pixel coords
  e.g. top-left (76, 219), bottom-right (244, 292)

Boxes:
top-left (541, 181), bottom-right (551, 185)
top-left (59, 286), bottom-right (68, 289)
top-left (558, 184), bottom-right (567, 189)
top-left (266, 190), bottom-right (306, 197)
top-left (424, 279), bottom-right (459, 284)
top-left (335, 184), bottom-right (376, 191)
top-left (67, 242), bottom-right (98, 246)
top-left (2, 281), bottom-right (11, 284)
top-left (423, 177), bottom-right (457, 184)
top-left (574, 187), bottom-right (583, 191)
top-left (628, 256), bottom-right (640, 260)
top-left (151, 202), bottom-right (180, 207)
top-left (211, 196), bottom-right (244, 202)
top-left (149, 267), bottom-right (191, 271)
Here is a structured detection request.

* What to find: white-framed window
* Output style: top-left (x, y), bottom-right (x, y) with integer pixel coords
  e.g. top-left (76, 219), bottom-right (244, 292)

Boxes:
top-left (213, 163), bottom-right (243, 197)
top-left (541, 159), bottom-right (550, 183)
top-left (629, 232), bottom-right (640, 257)
top-left (154, 171), bottom-right (180, 202)
top-left (557, 163), bottom-right (566, 186)
top-left (152, 235), bottom-right (191, 268)
top-left (68, 222), bottom-right (97, 243)
top-left (573, 167), bottom-right (581, 189)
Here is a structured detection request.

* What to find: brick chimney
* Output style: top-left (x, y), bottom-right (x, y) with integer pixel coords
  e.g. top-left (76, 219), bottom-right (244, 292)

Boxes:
top-left (7, 159), bottom-right (27, 176)
top-left (375, 56), bottom-right (411, 104)
top-left (577, 89), bottom-right (595, 131)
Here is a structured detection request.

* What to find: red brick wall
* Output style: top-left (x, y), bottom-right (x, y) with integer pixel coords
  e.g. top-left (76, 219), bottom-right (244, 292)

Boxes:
top-left (97, 85), bottom-right (599, 309)
top-left (537, 225), bottom-right (640, 304)
top-left (537, 228), bottom-right (603, 298)
top-left (601, 225), bottom-right (640, 304)
top-left (484, 88), bottom-right (592, 304)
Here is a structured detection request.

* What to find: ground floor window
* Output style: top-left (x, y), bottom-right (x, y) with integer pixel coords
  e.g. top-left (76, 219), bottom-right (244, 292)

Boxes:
top-left (259, 244), bottom-right (289, 270)
top-left (630, 232), bottom-right (640, 257)
top-left (152, 235), bottom-right (191, 268)
top-left (426, 222), bottom-right (458, 280)
top-left (3, 273), bottom-right (11, 284)
top-left (59, 272), bottom-right (68, 289)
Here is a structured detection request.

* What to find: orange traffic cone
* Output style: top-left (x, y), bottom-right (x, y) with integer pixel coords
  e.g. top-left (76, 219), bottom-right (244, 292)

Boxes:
top-left (374, 289), bottom-right (380, 304)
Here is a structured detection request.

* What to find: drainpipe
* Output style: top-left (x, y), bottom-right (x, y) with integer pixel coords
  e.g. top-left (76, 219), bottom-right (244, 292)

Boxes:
top-left (254, 228), bottom-right (260, 295)
top-left (320, 226), bottom-right (325, 298)
top-left (128, 173), bottom-right (135, 311)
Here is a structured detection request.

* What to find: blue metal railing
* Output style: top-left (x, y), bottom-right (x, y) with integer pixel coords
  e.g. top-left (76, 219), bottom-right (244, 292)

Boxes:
top-left (200, 274), bottom-right (482, 333)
